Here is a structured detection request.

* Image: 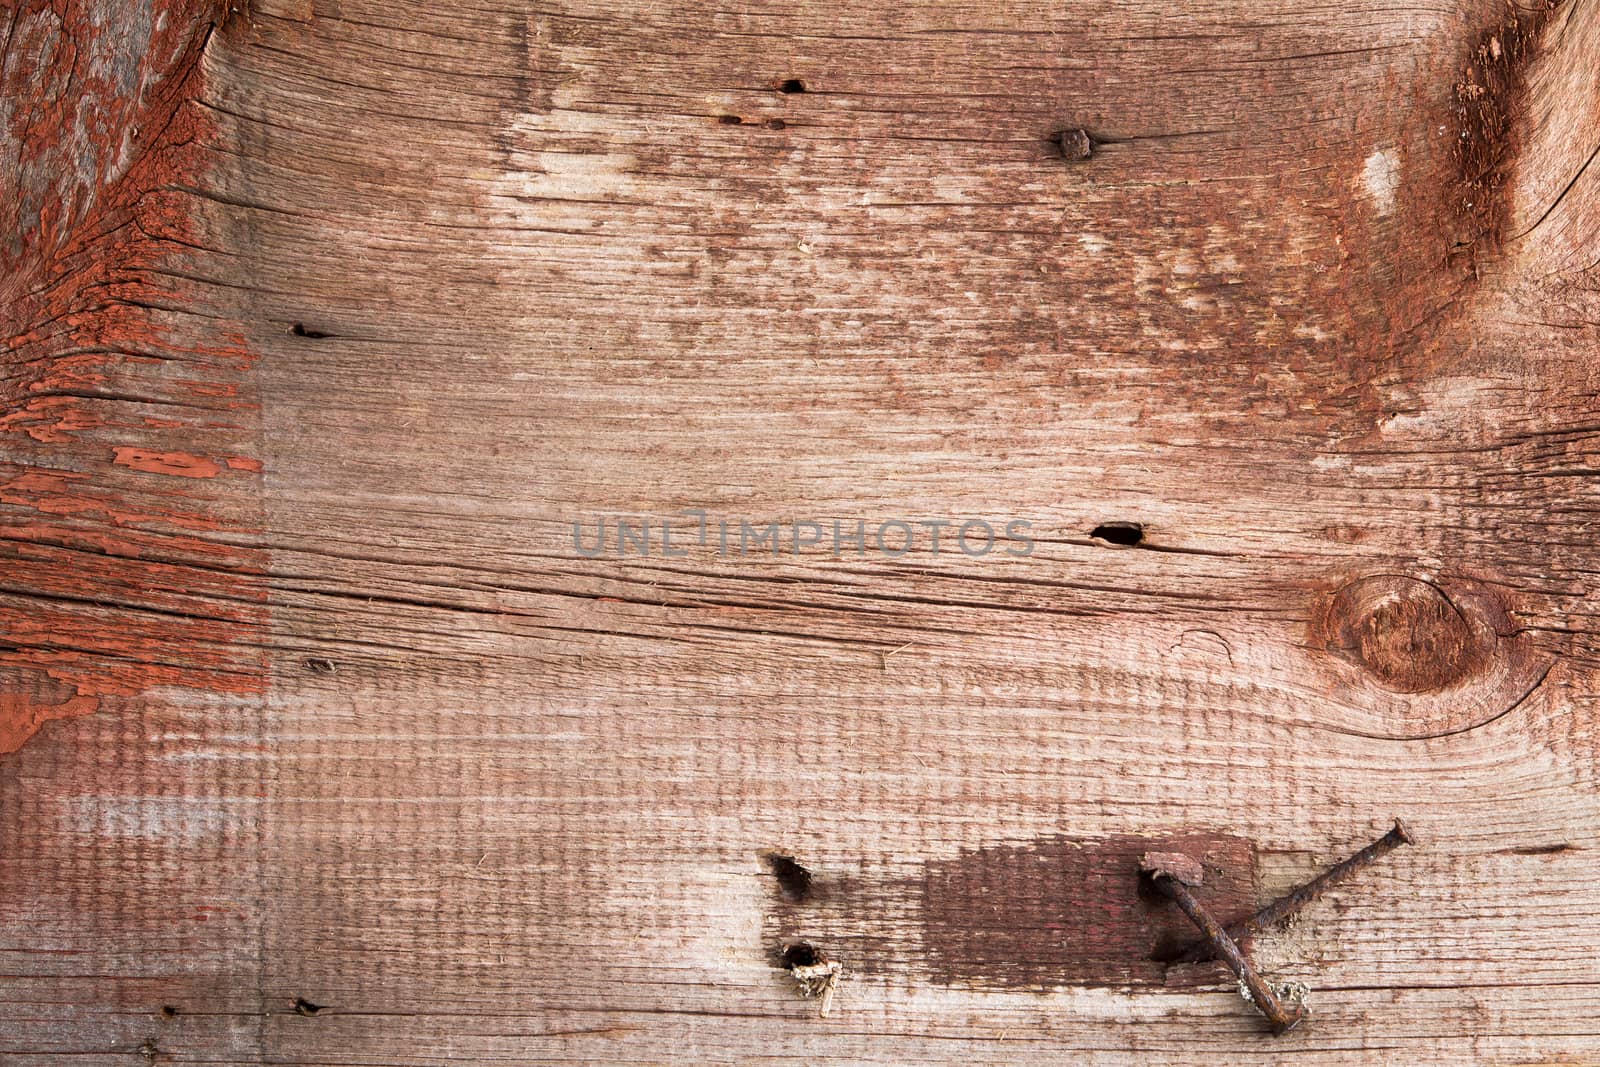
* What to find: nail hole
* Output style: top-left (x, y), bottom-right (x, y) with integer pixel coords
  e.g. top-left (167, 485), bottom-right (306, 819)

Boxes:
top-left (777, 78), bottom-right (806, 94)
top-left (763, 118), bottom-right (787, 130)
top-left (1133, 867), bottom-right (1167, 901)
top-left (292, 997), bottom-right (324, 1016)
top-left (159, 1005), bottom-right (178, 1018)
top-left (764, 852), bottom-right (814, 903)
top-left (1147, 930), bottom-right (1190, 964)
top-left (290, 322), bottom-right (329, 339)
top-left (303, 657), bottom-right (337, 674)
top-left (782, 941), bottom-right (821, 968)
top-left (1091, 521), bottom-right (1145, 547)
top-left (1052, 128), bottom-right (1095, 161)
top-left (717, 114), bottom-right (743, 125)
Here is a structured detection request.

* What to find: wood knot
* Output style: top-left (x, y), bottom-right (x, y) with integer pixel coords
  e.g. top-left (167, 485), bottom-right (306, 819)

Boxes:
top-left (1319, 575), bottom-right (1487, 692)
top-left (1306, 571), bottom-right (1549, 739)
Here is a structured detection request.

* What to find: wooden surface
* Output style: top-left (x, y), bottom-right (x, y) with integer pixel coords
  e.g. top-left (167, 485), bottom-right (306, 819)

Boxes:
top-left (3, 0), bottom-right (1600, 1062)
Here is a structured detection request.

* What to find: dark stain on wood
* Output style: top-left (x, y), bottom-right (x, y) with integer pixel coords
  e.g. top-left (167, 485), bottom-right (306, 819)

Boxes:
top-left (1450, 1), bottom-right (1559, 252)
top-left (763, 833), bottom-right (1256, 991)
top-left (921, 833), bottom-right (1256, 990)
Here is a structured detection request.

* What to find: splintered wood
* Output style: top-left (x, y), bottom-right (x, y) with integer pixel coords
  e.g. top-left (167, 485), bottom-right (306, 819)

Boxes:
top-left (3, 0), bottom-right (1600, 1063)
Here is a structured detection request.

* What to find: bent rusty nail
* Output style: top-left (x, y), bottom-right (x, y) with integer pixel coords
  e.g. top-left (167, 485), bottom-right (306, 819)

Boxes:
top-left (1140, 851), bottom-right (1306, 1035)
top-left (1172, 818), bottom-right (1414, 965)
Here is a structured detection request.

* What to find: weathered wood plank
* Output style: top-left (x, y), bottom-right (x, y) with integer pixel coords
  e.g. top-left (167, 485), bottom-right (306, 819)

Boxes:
top-left (3, 0), bottom-right (1599, 1062)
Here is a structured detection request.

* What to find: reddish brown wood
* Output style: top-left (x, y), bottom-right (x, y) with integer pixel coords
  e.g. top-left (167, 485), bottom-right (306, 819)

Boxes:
top-left (3, 0), bottom-right (1600, 1062)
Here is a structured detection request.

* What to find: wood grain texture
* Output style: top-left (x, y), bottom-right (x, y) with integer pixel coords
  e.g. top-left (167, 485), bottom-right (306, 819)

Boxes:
top-left (3, 0), bottom-right (1600, 1062)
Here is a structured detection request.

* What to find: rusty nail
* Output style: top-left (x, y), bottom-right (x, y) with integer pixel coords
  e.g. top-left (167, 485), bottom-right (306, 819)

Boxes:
top-left (1172, 818), bottom-right (1414, 965)
top-left (1140, 852), bottom-right (1306, 1035)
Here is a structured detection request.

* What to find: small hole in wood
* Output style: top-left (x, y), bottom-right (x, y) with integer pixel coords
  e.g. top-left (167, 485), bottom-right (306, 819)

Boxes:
top-left (782, 942), bottom-right (820, 968)
top-left (159, 1005), bottom-right (178, 1018)
top-left (764, 852), bottom-right (814, 903)
top-left (290, 322), bottom-right (329, 339)
top-left (778, 78), bottom-right (806, 94)
top-left (1146, 929), bottom-right (1189, 964)
top-left (763, 118), bottom-right (787, 130)
top-left (303, 657), bottom-right (337, 674)
top-left (717, 114), bottom-right (743, 125)
top-left (1510, 842), bottom-right (1577, 855)
top-left (1052, 127), bottom-right (1095, 161)
top-left (1133, 867), bottom-right (1168, 903)
top-left (292, 997), bottom-right (324, 1016)
top-left (1091, 522), bottom-right (1145, 547)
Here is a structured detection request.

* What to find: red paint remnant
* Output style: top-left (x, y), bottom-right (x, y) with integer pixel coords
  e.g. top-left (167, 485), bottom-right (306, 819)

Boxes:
top-left (0, 669), bottom-right (100, 757)
top-left (0, 512), bottom-right (268, 709)
top-left (0, 395), bottom-right (106, 443)
top-left (0, 0), bottom-right (220, 275)
top-left (2, 464), bottom-right (231, 532)
top-left (114, 447), bottom-right (224, 479)
top-left (225, 456), bottom-right (264, 472)
top-left (1, 0), bottom-right (266, 757)
top-left (187, 381), bottom-right (245, 400)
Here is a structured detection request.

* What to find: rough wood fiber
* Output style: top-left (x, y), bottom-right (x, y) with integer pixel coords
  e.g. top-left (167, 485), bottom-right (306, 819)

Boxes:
top-left (3, 0), bottom-right (1600, 1063)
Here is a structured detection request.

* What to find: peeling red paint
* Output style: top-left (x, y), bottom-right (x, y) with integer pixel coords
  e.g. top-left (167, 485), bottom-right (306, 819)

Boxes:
top-left (0, 671), bottom-right (100, 757)
top-left (0, 0), bottom-right (224, 276)
top-left (2, 464), bottom-right (231, 532)
top-left (113, 447), bottom-right (225, 479)
top-left (0, 396), bottom-right (106, 443)
top-left (0, 0), bottom-right (265, 757)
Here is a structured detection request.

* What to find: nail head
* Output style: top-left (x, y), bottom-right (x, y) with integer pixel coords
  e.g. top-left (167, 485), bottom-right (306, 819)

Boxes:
top-left (1053, 127), bottom-right (1095, 161)
top-left (1139, 850), bottom-right (1205, 886)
